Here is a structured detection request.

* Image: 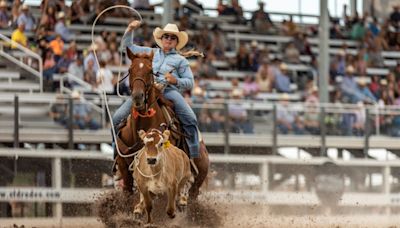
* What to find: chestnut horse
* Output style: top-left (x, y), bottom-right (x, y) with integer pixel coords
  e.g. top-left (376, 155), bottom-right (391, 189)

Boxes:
top-left (115, 48), bottom-right (209, 200)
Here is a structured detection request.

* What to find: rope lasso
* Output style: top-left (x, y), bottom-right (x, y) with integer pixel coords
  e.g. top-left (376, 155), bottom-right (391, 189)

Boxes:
top-left (91, 5), bottom-right (143, 158)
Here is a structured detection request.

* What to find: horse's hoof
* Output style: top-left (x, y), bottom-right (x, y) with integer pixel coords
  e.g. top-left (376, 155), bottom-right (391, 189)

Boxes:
top-left (167, 210), bottom-right (176, 219)
top-left (134, 212), bottom-right (142, 220)
top-left (177, 204), bottom-right (186, 212)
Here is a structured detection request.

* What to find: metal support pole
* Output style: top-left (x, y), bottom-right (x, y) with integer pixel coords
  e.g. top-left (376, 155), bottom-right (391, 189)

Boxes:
top-left (223, 102), bottom-right (230, 155)
top-left (14, 95), bottom-right (19, 148)
top-left (383, 165), bottom-right (391, 215)
top-left (318, 0), bottom-right (329, 103)
top-left (162, 0), bottom-right (173, 25)
top-left (52, 157), bottom-right (62, 223)
top-left (68, 96), bottom-right (74, 150)
top-left (364, 108), bottom-right (370, 158)
top-left (272, 104), bottom-right (277, 155)
top-left (320, 107), bottom-right (326, 157)
top-left (260, 162), bottom-right (269, 193)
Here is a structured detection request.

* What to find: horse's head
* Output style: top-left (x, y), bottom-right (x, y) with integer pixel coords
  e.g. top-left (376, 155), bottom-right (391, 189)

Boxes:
top-left (138, 128), bottom-right (170, 165)
top-left (127, 47), bottom-right (154, 110)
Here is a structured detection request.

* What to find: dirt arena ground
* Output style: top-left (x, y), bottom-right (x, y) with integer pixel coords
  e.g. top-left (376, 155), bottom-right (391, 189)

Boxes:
top-left (3, 191), bottom-right (400, 228)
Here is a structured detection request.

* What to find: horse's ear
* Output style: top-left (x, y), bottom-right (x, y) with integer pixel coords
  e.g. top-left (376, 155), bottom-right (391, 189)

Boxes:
top-left (162, 130), bottom-right (170, 142)
top-left (138, 130), bottom-right (146, 141)
top-left (127, 47), bottom-right (135, 60)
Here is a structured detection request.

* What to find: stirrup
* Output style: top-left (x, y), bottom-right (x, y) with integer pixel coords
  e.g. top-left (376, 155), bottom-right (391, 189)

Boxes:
top-left (190, 158), bottom-right (199, 176)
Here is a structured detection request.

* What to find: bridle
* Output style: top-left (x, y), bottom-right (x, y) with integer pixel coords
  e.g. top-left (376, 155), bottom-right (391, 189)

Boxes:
top-left (128, 64), bottom-right (160, 116)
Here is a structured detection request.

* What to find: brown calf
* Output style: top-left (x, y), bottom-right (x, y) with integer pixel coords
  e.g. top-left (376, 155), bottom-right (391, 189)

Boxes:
top-left (132, 128), bottom-right (193, 224)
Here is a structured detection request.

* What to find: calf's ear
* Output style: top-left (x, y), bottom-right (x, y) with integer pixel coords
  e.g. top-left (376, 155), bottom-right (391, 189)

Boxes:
top-left (138, 130), bottom-right (146, 141)
top-left (162, 130), bottom-right (170, 142)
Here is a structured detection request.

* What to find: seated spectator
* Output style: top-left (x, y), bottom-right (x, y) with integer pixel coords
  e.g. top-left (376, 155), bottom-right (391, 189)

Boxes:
top-left (220, 0), bottom-right (245, 24)
top-left (56, 52), bottom-right (71, 74)
top-left (352, 102), bottom-right (366, 136)
top-left (43, 51), bottom-right (57, 91)
top-left (394, 62), bottom-right (400, 81)
top-left (368, 46), bottom-right (384, 67)
top-left (369, 75), bottom-right (381, 99)
top-left (228, 89), bottom-right (254, 134)
top-left (84, 59), bottom-right (97, 89)
top-left (11, 0), bottom-right (22, 26)
top-left (11, 23), bottom-right (27, 48)
top-left (71, 90), bottom-right (100, 130)
top-left (341, 66), bottom-right (371, 103)
top-left (284, 42), bottom-right (300, 64)
top-left (389, 5), bottom-right (400, 30)
top-left (183, 0), bottom-right (203, 15)
top-left (350, 18), bottom-right (366, 40)
top-left (68, 55), bottom-right (84, 87)
top-left (330, 50), bottom-right (346, 78)
top-left (0, 1), bottom-right (10, 28)
top-left (84, 44), bottom-right (99, 73)
top-left (358, 77), bottom-right (377, 103)
top-left (304, 102), bottom-right (320, 135)
top-left (274, 63), bottom-right (291, 93)
top-left (96, 60), bottom-right (115, 94)
top-left (48, 34), bottom-right (64, 62)
top-left (354, 49), bottom-right (367, 75)
top-left (210, 25), bottom-right (227, 60)
top-left (248, 40), bottom-right (261, 72)
top-left (281, 16), bottom-right (298, 36)
top-left (330, 21), bottom-right (344, 39)
top-left (256, 58), bottom-right (275, 92)
top-left (108, 42), bottom-right (121, 66)
top-left (198, 57), bottom-right (218, 79)
top-left (39, 5), bottom-right (57, 32)
top-left (66, 41), bottom-right (78, 61)
top-left (69, 0), bottom-right (85, 24)
top-left (49, 94), bottom-right (68, 127)
top-left (277, 94), bottom-right (305, 134)
top-left (17, 4), bottom-right (36, 32)
top-left (55, 12), bottom-right (74, 42)
top-left (292, 32), bottom-right (312, 56)
top-left (251, 1), bottom-right (274, 34)
top-left (242, 75), bottom-right (259, 99)
top-left (236, 43), bottom-right (251, 71)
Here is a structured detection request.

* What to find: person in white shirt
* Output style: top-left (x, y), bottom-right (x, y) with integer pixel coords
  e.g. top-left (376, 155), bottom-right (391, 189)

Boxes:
top-left (67, 56), bottom-right (84, 88)
top-left (96, 60), bottom-right (115, 94)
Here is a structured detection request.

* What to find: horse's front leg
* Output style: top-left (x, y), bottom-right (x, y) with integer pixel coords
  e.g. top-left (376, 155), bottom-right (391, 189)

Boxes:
top-left (166, 184), bottom-right (177, 218)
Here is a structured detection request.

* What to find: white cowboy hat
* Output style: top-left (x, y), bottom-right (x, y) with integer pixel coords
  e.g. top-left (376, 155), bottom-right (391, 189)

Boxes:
top-left (153, 23), bottom-right (188, 51)
top-left (0, 1), bottom-right (7, 7)
top-left (71, 90), bottom-right (81, 99)
top-left (57, 12), bottom-right (65, 19)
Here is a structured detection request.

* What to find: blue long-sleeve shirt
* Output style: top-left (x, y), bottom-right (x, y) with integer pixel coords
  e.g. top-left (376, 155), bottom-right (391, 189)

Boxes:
top-left (122, 32), bottom-right (194, 93)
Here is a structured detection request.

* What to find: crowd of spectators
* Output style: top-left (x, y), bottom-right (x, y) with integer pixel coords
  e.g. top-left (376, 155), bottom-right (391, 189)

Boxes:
top-left (2, 0), bottom-right (400, 136)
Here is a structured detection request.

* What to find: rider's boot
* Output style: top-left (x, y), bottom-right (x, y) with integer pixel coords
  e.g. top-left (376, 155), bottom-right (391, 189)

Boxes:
top-left (112, 159), bottom-right (124, 190)
top-left (190, 158), bottom-right (199, 176)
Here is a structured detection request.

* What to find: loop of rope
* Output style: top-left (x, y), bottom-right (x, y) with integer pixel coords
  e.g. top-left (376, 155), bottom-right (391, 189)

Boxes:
top-left (91, 5), bottom-right (143, 158)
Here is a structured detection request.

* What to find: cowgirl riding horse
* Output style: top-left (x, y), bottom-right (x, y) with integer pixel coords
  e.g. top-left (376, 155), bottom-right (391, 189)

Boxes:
top-left (112, 21), bottom-right (208, 197)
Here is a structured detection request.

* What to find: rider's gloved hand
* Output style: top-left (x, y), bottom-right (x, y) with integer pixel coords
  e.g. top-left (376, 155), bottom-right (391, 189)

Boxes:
top-left (126, 20), bottom-right (141, 32)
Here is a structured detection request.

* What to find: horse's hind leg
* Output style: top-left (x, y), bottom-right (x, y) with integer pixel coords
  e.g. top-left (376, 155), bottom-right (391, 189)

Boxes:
top-left (116, 157), bottom-right (133, 193)
top-left (189, 142), bottom-right (209, 200)
top-left (178, 175), bottom-right (194, 211)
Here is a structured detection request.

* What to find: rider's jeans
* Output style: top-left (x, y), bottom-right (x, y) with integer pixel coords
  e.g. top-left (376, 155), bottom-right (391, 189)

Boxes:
top-left (111, 89), bottom-right (200, 158)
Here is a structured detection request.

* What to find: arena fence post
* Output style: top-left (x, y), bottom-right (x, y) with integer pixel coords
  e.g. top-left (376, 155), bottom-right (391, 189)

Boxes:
top-left (319, 106), bottom-right (326, 157)
top-left (52, 157), bottom-right (62, 223)
top-left (260, 162), bottom-right (269, 193)
top-left (68, 96), bottom-right (74, 149)
top-left (363, 108), bottom-right (370, 158)
top-left (383, 165), bottom-right (391, 215)
top-left (223, 101), bottom-right (230, 155)
top-left (13, 95), bottom-right (19, 148)
top-left (272, 104), bottom-right (277, 155)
